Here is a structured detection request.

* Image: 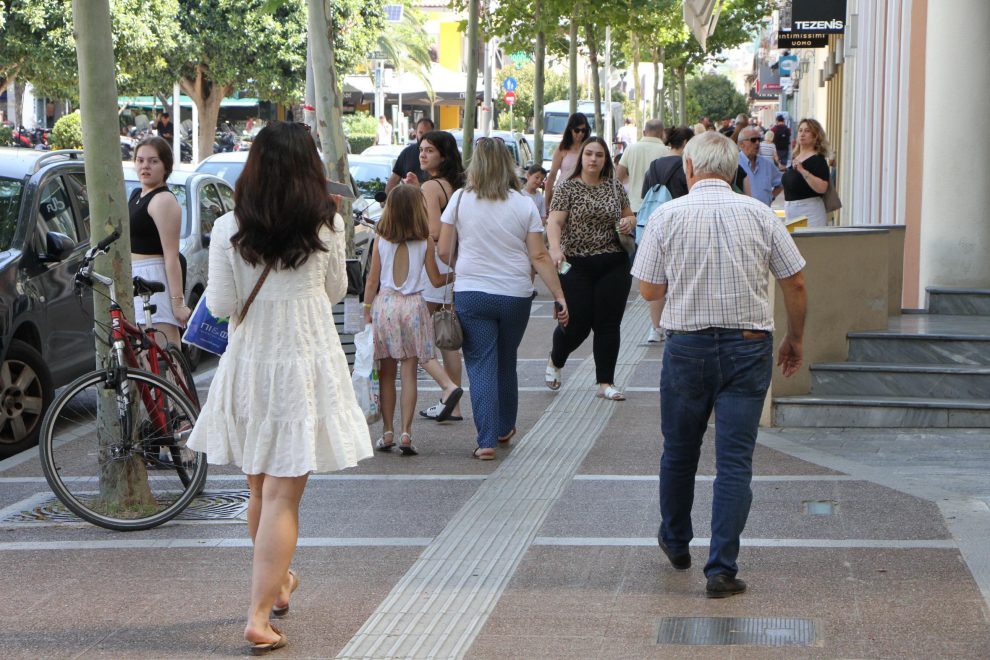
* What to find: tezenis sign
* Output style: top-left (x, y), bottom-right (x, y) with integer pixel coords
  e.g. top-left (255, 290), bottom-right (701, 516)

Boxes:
top-left (778, 0), bottom-right (846, 49)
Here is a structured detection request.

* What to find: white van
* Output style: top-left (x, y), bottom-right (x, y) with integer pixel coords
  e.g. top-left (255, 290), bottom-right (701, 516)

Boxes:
top-left (543, 100), bottom-right (624, 140)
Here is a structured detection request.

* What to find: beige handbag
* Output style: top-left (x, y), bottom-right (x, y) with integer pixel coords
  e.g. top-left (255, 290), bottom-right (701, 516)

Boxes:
top-left (823, 179), bottom-right (842, 213)
top-left (433, 192), bottom-right (463, 351)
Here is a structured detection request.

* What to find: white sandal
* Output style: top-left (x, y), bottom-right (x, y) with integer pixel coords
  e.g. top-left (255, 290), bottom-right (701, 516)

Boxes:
top-left (545, 355), bottom-right (561, 391)
top-left (596, 385), bottom-right (625, 401)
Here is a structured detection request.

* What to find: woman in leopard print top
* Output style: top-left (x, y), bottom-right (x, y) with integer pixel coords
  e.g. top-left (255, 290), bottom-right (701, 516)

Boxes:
top-left (546, 137), bottom-right (636, 401)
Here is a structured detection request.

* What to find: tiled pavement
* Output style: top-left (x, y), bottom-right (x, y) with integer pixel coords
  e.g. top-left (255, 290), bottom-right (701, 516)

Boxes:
top-left (1, 288), bottom-right (988, 658)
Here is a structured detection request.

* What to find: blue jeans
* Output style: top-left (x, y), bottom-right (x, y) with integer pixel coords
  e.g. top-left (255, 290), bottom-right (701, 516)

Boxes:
top-left (456, 291), bottom-right (533, 448)
top-left (657, 329), bottom-right (773, 577)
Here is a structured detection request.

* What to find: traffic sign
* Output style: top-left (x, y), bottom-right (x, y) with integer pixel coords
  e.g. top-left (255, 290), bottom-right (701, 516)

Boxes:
top-left (504, 91), bottom-right (516, 106)
top-left (502, 77), bottom-right (518, 92)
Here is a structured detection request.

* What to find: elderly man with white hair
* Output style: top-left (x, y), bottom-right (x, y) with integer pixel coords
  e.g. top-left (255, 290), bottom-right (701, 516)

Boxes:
top-left (738, 126), bottom-right (782, 206)
top-left (631, 131), bottom-right (807, 599)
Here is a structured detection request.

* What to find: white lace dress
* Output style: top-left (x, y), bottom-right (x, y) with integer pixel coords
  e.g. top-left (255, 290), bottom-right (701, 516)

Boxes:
top-left (186, 212), bottom-right (373, 476)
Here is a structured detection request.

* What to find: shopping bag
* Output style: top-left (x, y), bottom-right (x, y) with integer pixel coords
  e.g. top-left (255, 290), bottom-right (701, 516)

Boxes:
top-left (351, 324), bottom-right (381, 424)
top-left (343, 296), bottom-right (364, 335)
top-left (181, 295), bottom-right (230, 356)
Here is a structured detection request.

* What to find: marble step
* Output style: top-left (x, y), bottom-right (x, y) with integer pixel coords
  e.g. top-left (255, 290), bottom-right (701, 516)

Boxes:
top-left (811, 362), bottom-right (990, 398)
top-left (927, 287), bottom-right (990, 316)
top-left (847, 325), bottom-right (990, 365)
top-left (773, 395), bottom-right (990, 428)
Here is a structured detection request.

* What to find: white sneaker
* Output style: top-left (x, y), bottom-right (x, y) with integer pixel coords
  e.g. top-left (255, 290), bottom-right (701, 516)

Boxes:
top-left (646, 327), bottom-right (664, 343)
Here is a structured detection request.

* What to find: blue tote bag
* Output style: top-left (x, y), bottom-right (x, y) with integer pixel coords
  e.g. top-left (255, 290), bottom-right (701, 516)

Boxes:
top-left (181, 264), bottom-right (273, 356)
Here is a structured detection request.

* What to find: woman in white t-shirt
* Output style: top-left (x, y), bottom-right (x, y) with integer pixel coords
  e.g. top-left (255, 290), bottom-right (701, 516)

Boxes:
top-left (437, 138), bottom-right (569, 460)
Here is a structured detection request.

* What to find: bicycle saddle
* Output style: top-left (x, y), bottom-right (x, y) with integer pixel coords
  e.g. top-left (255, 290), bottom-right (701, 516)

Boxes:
top-left (133, 276), bottom-right (166, 296)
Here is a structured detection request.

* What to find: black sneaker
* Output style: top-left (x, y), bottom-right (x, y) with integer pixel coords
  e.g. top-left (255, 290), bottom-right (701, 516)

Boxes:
top-left (705, 574), bottom-right (747, 598)
top-left (657, 536), bottom-right (691, 570)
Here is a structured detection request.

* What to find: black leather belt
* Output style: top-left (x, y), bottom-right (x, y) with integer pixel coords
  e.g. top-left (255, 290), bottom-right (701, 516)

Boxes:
top-left (667, 327), bottom-right (770, 336)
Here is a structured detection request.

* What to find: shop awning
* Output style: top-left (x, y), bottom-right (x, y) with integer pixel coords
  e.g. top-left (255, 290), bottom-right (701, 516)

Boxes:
top-left (118, 95), bottom-right (262, 109)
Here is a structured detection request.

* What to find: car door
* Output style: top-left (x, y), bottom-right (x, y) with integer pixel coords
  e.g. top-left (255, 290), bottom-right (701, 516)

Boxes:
top-left (188, 181), bottom-right (223, 295)
top-left (28, 174), bottom-right (94, 383)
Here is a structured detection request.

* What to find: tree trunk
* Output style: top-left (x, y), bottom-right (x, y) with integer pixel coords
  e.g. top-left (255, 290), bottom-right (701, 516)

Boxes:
top-left (462, 0), bottom-right (480, 161)
top-left (71, 0), bottom-right (154, 508)
top-left (652, 47), bottom-right (661, 120)
top-left (179, 67), bottom-right (229, 163)
top-left (568, 20), bottom-right (578, 114)
top-left (307, 0), bottom-right (354, 255)
top-left (533, 1), bottom-right (545, 162)
top-left (585, 24), bottom-right (602, 139)
top-left (304, 39), bottom-right (318, 141)
top-left (677, 66), bottom-right (687, 125)
top-left (631, 32), bottom-right (642, 131)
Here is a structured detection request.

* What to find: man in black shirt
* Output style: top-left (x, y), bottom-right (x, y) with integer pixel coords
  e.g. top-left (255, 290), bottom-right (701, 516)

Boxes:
top-left (155, 112), bottom-right (175, 141)
top-left (771, 114), bottom-right (792, 166)
top-left (385, 117), bottom-right (435, 193)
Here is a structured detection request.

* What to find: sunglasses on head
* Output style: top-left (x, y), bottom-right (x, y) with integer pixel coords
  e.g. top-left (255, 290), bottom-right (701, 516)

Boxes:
top-left (476, 136), bottom-right (505, 144)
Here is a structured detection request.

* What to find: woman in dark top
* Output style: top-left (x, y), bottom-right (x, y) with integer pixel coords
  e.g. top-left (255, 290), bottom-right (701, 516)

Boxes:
top-left (546, 137), bottom-right (635, 401)
top-left (129, 136), bottom-right (188, 347)
top-left (782, 117), bottom-right (831, 227)
top-left (639, 126), bottom-right (695, 343)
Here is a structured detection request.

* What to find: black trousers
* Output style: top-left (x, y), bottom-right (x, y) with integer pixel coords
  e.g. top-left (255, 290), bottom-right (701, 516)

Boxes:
top-left (551, 251), bottom-right (632, 384)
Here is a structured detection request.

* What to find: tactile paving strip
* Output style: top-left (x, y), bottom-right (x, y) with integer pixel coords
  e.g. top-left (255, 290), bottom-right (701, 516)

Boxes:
top-left (0, 489), bottom-right (249, 526)
top-left (657, 616), bottom-right (820, 647)
top-left (338, 300), bottom-right (653, 659)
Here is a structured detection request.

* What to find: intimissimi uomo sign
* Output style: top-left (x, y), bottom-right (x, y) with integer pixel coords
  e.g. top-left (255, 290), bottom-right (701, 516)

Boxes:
top-left (778, 0), bottom-right (846, 49)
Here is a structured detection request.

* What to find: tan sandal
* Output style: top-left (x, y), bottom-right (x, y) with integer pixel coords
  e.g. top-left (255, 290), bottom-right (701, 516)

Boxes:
top-left (271, 569), bottom-right (300, 618)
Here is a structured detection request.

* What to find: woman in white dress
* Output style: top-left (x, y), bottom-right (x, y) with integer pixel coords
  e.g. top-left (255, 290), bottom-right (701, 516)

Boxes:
top-left (186, 122), bottom-right (372, 653)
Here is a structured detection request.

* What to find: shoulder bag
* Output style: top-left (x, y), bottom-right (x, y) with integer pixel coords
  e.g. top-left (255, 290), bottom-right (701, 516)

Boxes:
top-left (182, 263), bottom-right (272, 356)
top-left (822, 178), bottom-right (842, 213)
top-left (433, 191), bottom-right (464, 351)
top-left (612, 179), bottom-right (636, 256)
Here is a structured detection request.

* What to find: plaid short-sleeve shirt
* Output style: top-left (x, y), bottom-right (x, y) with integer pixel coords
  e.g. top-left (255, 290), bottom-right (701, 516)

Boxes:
top-left (631, 179), bottom-right (805, 331)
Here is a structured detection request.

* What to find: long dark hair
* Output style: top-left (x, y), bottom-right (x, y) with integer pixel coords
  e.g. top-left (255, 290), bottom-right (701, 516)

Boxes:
top-left (569, 136), bottom-right (614, 181)
top-left (231, 121), bottom-right (336, 269)
top-left (420, 130), bottom-right (465, 190)
top-left (559, 112), bottom-right (591, 150)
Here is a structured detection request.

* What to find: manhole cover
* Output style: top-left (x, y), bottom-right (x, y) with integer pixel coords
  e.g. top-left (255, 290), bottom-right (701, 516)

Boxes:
top-left (657, 617), bottom-right (819, 647)
top-left (0, 489), bottom-right (249, 527)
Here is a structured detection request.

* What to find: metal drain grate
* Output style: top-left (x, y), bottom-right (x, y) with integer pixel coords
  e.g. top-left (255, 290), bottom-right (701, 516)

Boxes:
top-left (803, 500), bottom-right (839, 515)
top-left (657, 617), bottom-right (819, 647)
top-left (0, 489), bottom-right (250, 526)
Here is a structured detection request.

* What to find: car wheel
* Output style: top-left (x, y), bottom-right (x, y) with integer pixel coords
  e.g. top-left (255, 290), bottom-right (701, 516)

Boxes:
top-left (182, 290), bottom-right (204, 371)
top-left (0, 340), bottom-right (54, 458)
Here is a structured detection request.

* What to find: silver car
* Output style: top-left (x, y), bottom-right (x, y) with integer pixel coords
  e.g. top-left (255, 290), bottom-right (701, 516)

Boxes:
top-left (122, 166), bottom-right (234, 367)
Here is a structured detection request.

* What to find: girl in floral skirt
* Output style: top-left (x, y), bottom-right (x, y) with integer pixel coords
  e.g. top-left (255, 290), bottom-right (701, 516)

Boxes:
top-left (363, 185), bottom-right (463, 455)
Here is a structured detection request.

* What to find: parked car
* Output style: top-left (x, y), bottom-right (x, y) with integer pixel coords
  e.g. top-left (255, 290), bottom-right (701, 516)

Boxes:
top-left (121, 166), bottom-right (235, 368)
top-left (0, 149), bottom-right (97, 457)
top-left (360, 144), bottom-right (407, 160)
top-left (444, 130), bottom-right (535, 180)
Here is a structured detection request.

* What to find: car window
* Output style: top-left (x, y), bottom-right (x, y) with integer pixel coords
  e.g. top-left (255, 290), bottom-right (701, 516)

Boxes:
top-left (0, 177), bottom-right (23, 251)
top-left (198, 183), bottom-right (223, 235)
top-left (216, 182), bottom-right (235, 213)
top-left (519, 139), bottom-right (533, 166)
top-left (37, 177), bottom-right (79, 244)
top-left (196, 161), bottom-right (243, 188)
top-left (349, 162), bottom-right (390, 199)
top-left (65, 173), bottom-right (90, 239)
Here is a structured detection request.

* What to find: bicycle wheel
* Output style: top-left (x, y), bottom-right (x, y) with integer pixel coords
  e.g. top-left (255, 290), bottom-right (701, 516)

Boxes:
top-left (160, 342), bottom-right (200, 408)
top-left (39, 368), bottom-right (207, 531)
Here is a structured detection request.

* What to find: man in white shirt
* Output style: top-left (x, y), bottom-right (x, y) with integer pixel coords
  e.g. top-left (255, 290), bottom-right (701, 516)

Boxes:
top-left (616, 118), bottom-right (638, 150)
top-left (632, 131), bottom-right (807, 599)
top-left (376, 115), bottom-right (392, 146)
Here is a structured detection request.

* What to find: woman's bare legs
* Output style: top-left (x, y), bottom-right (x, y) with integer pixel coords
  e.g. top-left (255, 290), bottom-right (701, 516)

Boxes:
top-left (244, 473), bottom-right (309, 645)
top-left (399, 358), bottom-right (417, 435)
top-left (420, 358), bottom-right (461, 404)
top-left (378, 358), bottom-right (398, 435)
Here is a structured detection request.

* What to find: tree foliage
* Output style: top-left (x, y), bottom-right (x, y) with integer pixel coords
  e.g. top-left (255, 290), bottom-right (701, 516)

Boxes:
top-left (51, 108), bottom-right (83, 148)
top-left (494, 61), bottom-right (568, 127)
top-left (685, 74), bottom-right (747, 124)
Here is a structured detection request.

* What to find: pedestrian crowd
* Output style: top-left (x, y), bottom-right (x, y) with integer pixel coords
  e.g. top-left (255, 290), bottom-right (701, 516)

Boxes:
top-left (167, 111), bottom-right (825, 651)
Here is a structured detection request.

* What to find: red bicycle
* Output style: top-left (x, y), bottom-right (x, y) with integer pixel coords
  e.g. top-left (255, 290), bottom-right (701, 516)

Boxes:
top-left (39, 230), bottom-right (207, 530)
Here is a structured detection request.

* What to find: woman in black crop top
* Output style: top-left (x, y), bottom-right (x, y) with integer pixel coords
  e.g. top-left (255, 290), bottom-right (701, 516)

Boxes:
top-left (130, 136), bottom-right (188, 346)
top-left (781, 118), bottom-right (832, 228)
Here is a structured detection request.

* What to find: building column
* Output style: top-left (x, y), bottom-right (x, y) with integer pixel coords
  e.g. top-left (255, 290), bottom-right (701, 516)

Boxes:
top-left (918, 0), bottom-right (990, 297)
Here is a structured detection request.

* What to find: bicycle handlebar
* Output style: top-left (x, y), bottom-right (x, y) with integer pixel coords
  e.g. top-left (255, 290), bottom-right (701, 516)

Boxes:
top-left (96, 229), bottom-right (121, 253)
